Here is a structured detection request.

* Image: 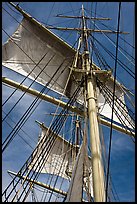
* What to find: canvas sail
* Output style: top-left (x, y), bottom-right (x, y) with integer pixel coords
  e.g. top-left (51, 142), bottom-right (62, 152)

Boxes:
top-left (2, 15), bottom-right (134, 130)
top-left (29, 126), bottom-right (78, 180)
top-left (65, 142), bottom-right (85, 202)
top-left (65, 141), bottom-right (93, 202)
top-left (28, 125), bottom-right (93, 198)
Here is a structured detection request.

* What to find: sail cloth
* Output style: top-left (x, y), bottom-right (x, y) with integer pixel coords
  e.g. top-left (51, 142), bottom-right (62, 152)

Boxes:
top-left (96, 75), bottom-right (135, 130)
top-left (29, 126), bottom-right (78, 180)
top-left (2, 17), bottom-right (78, 98)
top-left (2, 15), bottom-right (134, 130)
top-left (29, 125), bottom-right (93, 201)
top-left (65, 141), bottom-right (93, 202)
top-left (65, 142), bottom-right (85, 202)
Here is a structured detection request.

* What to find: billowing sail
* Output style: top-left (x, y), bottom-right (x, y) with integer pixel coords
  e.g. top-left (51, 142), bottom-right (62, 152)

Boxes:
top-left (29, 126), bottom-right (78, 180)
top-left (29, 125), bottom-right (93, 199)
top-left (2, 17), bottom-right (76, 97)
top-left (2, 14), bottom-right (134, 130)
top-left (96, 75), bottom-right (135, 130)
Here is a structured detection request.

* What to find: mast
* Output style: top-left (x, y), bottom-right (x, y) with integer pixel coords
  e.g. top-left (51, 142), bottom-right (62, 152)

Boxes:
top-left (81, 5), bottom-right (105, 201)
top-left (2, 2), bottom-right (135, 202)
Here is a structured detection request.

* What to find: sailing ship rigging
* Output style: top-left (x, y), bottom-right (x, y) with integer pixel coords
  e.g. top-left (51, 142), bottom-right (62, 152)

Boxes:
top-left (2, 2), bottom-right (135, 202)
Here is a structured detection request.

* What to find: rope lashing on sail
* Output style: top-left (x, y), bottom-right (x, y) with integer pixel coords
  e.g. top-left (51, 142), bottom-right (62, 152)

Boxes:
top-left (97, 78), bottom-right (135, 130)
top-left (39, 125), bottom-right (78, 200)
top-left (88, 40), bottom-right (135, 123)
top-left (44, 146), bottom-right (73, 201)
top-left (105, 3), bottom-right (121, 201)
top-left (89, 36), bottom-right (135, 113)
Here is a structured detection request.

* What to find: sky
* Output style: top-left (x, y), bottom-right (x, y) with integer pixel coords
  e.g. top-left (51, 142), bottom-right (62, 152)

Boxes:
top-left (2, 2), bottom-right (135, 202)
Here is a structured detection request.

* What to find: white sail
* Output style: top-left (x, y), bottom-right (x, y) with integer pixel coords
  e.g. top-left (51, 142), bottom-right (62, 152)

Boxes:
top-left (2, 15), bottom-right (134, 130)
top-left (65, 142), bottom-right (85, 202)
top-left (29, 126), bottom-right (78, 180)
top-left (96, 76), bottom-right (135, 130)
top-left (2, 2), bottom-right (135, 203)
top-left (65, 141), bottom-right (93, 202)
top-left (2, 17), bottom-right (75, 97)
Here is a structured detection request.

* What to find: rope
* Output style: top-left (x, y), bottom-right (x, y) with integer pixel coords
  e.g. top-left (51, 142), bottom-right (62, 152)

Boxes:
top-left (89, 28), bottom-right (135, 79)
top-left (2, 78), bottom-right (84, 202)
top-left (16, 80), bottom-right (83, 202)
top-left (105, 3), bottom-right (121, 201)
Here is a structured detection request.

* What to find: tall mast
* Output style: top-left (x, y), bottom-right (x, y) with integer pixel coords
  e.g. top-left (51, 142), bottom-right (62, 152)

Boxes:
top-left (81, 5), bottom-right (105, 201)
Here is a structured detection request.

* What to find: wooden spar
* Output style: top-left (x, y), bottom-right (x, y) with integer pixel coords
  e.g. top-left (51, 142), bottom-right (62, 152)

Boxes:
top-left (45, 26), bottom-right (129, 34)
top-left (2, 77), bottom-right (135, 137)
top-left (56, 14), bottom-right (112, 20)
top-left (7, 170), bottom-right (88, 202)
top-left (81, 4), bottom-right (105, 201)
top-left (7, 170), bottom-right (67, 196)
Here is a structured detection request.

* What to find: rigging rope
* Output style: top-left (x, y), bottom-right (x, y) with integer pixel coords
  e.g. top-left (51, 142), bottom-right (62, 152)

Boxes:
top-left (85, 7), bottom-right (135, 49)
top-left (97, 79), bottom-right (135, 142)
top-left (88, 28), bottom-right (135, 79)
top-left (2, 17), bottom-right (81, 152)
top-left (89, 34), bottom-right (135, 119)
top-left (2, 77), bottom-right (84, 202)
top-left (20, 82), bottom-right (83, 201)
top-left (105, 3), bottom-right (121, 201)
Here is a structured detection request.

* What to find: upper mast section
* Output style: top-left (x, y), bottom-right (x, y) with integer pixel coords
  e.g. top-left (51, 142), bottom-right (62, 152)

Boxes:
top-left (81, 4), bottom-right (89, 52)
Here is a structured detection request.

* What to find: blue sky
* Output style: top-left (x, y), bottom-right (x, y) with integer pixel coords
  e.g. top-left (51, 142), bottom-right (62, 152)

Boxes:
top-left (2, 2), bottom-right (135, 202)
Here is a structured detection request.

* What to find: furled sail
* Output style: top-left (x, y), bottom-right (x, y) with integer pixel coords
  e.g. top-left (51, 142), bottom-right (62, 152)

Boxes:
top-left (65, 141), bottom-right (93, 202)
top-left (65, 142), bottom-right (85, 202)
top-left (2, 12), bottom-right (134, 131)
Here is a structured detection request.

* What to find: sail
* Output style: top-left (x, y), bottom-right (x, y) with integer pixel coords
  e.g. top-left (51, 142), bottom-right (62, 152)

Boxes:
top-left (29, 126), bottom-right (78, 180)
top-left (2, 17), bottom-right (76, 96)
top-left (65, 141), bottom-right (93, 202)
top-left (29, 124), bottom-right (93, 199)
top-left (2, 2), bottom-right (135, 202)
top-left (96, 75), bottom-right (135, 130)
top-left (2, 15), bottom-right (134, 130)
top-left (65, 142), bottom-right (85, 202)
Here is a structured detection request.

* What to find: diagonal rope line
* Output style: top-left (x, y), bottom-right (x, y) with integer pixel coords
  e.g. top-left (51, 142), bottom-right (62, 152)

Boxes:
top-left (105, 3), bottom-right (121, 201)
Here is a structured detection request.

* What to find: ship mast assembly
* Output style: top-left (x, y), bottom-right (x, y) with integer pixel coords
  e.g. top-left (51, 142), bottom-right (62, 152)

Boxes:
top-left (3, 3), bottom-right (133, 202)
top-left (81, 5), bottom-right (105, 202)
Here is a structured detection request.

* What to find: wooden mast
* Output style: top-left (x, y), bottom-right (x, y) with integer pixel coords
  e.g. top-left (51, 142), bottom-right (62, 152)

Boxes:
top-left (81, 5), bottom-right (105, 201)
top-left (2, 3), bottom-right (134, 202)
